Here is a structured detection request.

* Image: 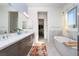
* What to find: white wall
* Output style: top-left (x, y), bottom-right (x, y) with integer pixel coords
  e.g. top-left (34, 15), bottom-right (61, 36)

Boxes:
top-left (0, 7), bottom-right (8, 33)
top-left (28, 4), bottom-right (63, 42)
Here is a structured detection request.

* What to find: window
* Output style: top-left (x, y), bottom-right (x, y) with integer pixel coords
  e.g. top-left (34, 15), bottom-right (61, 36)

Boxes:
top-left (67, 7), bottom-right (77, 28)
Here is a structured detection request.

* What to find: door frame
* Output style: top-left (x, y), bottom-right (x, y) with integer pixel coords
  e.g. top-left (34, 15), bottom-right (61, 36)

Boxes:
top-left (37, 11), bottom-right (48, 40)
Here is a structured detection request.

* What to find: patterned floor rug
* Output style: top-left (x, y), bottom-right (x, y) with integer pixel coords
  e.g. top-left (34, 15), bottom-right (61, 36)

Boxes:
top-left (29, 43), bottom-right (48, 56)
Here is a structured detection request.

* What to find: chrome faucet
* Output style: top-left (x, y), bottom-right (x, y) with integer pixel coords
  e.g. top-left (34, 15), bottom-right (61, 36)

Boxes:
top-left (2, 31), bottom-right (8, 39)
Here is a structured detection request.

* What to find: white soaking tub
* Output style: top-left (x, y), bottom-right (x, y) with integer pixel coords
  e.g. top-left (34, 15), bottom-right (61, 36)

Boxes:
top-left (54, 36), bottom-right (77, 56)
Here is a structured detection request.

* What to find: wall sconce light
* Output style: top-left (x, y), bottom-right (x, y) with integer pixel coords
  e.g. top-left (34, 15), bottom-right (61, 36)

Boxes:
top-left (23, 12), bottom-right (29, 18)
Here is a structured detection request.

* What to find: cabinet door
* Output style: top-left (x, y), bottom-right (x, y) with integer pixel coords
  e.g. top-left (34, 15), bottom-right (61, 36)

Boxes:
top-left (18, 34), bottom-right (33, 56)
top-left (0, 43), bottom-right (18, 56)
top-left (0, 34), bottom-right (34, 56)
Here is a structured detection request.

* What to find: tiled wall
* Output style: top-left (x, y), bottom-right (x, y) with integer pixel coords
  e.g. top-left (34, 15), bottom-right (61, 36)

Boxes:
top-left (63, 31), bottom-right (77, 41)
top-left (50, 30), bottom-right (77, 41)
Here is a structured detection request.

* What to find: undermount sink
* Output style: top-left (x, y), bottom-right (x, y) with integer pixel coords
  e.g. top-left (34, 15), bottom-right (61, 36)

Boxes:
top-left (0, 33), bottom-right (18, 41)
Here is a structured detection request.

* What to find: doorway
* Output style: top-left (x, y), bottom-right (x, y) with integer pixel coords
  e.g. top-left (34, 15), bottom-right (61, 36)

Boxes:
top-left (38, 12), bottom-right (48, 41)
top-left (8, 12), bottom-right (18, 33)
top-left (39, 19), bottom-right (44, 39)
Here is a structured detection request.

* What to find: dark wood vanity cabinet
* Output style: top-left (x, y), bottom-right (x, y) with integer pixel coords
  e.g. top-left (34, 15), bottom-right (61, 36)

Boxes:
top-left (18, 34), bottom-right (34, 56)
top-left (0, 33), bottom-right (34, 56)
top-left (0, 43), bottom-right (18, 56)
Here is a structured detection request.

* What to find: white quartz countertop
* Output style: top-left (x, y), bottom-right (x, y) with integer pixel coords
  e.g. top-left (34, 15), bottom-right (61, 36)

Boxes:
top-left (0, 32), bottom-right (34, 51)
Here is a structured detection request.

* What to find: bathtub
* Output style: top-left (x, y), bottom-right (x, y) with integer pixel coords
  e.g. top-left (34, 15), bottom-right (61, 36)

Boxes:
top-left (54, 36), bottom-right (77, 56)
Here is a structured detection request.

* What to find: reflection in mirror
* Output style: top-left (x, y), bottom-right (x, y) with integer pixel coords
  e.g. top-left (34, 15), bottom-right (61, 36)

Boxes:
top-left (0, 3), bottom-right (31, 35)
top-left (8, 12), bottom-right (18, 33)
top-left (0, 4), bottom-right (19, 34)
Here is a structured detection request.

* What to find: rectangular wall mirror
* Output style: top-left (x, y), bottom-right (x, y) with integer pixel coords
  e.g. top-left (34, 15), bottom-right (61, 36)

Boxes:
top-left (0, 3), bottom-right (30, 34)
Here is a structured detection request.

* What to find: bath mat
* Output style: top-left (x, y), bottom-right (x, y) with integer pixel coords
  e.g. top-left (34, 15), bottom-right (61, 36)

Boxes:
top-left (29, 43), bottom-right (48, 56)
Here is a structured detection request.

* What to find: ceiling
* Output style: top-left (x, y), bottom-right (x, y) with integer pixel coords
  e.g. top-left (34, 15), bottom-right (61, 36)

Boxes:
top-left (0, 3), bottom-right (72, 8)
top-left (26, 3), bottom-right (69, 8)
top-left (0, 3), bottom-right (75, 12)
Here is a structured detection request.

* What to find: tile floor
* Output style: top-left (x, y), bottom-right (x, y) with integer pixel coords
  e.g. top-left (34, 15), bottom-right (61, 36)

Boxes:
top-left (47, 39), bottom-right (61, 56)
top-left (38, 38), bottom-right (61, 56)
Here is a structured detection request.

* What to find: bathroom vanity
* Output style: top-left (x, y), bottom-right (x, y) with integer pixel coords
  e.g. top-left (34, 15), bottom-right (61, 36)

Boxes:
top-left (0, 32), bottom-right (34, 56)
